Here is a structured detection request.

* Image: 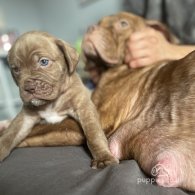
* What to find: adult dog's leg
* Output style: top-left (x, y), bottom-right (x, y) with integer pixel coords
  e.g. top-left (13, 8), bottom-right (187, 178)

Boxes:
top-left (18, 119), bottom-right (85, 147)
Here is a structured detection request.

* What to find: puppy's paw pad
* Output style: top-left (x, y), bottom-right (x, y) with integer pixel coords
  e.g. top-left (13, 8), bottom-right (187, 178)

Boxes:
top-left (91, 155), bottom-right (119, 169)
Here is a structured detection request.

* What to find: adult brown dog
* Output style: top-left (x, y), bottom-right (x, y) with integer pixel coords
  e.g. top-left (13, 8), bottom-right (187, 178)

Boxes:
top-left (3, 12), bottom-right (195, 191)
top-left (83, 12), bottom-right (195, 191)
top-left (0, 31), bottom-right (118, 168)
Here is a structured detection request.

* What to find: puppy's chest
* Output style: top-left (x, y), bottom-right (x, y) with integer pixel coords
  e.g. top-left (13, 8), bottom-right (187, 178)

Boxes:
top-left (38, 106), bottom-right (77, 124)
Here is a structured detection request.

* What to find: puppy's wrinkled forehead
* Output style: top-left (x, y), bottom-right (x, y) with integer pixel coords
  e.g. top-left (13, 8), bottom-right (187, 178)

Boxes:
top-left (99, 12), bottom-right (145, 31)
top-left (8, 32), bottom-right (59, 65)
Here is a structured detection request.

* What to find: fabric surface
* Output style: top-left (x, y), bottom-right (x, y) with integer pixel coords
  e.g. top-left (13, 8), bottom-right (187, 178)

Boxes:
top-left (0, 146), bottom-right (194, 195)
top-left (124, 0), bottom-right (195, 44)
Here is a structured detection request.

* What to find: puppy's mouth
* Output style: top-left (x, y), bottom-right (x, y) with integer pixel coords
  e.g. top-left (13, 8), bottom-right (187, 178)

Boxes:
top-left (30, 99), bottom-right (48, 107)
top-left (22, 79), bottom-right (56, 106)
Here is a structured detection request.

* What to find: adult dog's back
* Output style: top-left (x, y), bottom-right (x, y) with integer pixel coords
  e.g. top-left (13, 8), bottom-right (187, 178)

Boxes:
top-left (82, 12), bottom-right (195, 191)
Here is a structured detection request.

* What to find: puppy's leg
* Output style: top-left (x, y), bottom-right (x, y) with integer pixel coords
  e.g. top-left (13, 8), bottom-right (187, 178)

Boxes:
top-left (18, 130), bottom-right (84, 147)
top-left (77, 102), bottom-right (119, 169)
top-left (0, 119), bottom-right (12, 135)
top-left (0, 109), bottom-right (39, 161)
top-left (18, 120), bottom-right (85, 147)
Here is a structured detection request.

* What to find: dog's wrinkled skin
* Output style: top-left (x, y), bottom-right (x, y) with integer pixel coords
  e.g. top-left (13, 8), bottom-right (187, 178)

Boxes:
top-left (83, 12), bottom-right (179, 85)
top-left (0, 31), bottom-right (118, 168)
top-left (1, 12), bottom-right (195, 191)
top-left (84, 12), bottom-right (195, 191)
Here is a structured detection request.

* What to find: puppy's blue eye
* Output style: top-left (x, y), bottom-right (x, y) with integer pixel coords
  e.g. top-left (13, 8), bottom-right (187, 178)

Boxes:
top-left (39, 58), bottom-right (49, 66)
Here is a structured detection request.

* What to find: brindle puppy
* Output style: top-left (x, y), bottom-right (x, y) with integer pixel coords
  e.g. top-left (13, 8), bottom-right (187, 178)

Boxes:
top-left (0, 31), bottom-right (118, 168)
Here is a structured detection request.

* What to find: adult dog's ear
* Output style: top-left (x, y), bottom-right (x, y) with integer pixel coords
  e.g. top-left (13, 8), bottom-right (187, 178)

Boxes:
top-left (56, 39), bottom-right (79, 75)
top-left (146, 20), bottom-right (180, 44)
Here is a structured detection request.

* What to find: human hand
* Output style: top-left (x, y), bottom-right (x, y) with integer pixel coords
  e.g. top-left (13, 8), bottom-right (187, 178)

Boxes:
top-left (125, 27), bottom-right (173, 68)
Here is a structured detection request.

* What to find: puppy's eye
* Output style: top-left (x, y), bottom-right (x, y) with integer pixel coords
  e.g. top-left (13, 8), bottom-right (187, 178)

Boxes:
top-left (39, 58), bottom-right (50, 66)
top-left (11, 66), bottom-right (20, 75)
top-left (120, 19), bottom-right (129, 28)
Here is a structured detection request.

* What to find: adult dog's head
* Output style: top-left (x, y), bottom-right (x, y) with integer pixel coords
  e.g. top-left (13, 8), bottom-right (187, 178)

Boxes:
top-left (82, 12), bottom-right (178, 84)
top-left (8, 31), bottom-right (79, 107)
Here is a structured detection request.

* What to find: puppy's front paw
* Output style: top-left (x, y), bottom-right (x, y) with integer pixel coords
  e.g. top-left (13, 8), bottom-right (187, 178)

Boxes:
top-left (0, 138), bottom-right (12, 161)
top-left (91, 154), bottom-right (119, 169)
top-left (0, 146), bottom-right (11, 162)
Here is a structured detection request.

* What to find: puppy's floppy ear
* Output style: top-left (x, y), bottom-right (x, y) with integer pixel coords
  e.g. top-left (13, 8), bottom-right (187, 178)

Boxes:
top-left (7, 52), bottom-right (19, 86)
top-left (146, 20), bottom-right (180, 44)
top-left (55, 39), bottom-right (79, 74)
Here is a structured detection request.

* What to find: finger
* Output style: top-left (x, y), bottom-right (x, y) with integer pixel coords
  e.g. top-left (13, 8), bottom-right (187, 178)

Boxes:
top-left (130, 32), bottom-right (146, 42)
top-left (126, 45), bottom-right (149, 64)
top-left (130, 27), bottom-right (152, 41)
top-left (131, 27), bottom-right (159, 43)
top-left (125, 44), bottom-right (133, 63)
top-left (125, 53), bottom-right (131, 64)
top-left (130, 57), bottom-right (153, 68)
top-left (128, 40), bottom-right (151, 53)
top-left (131, 50), bottom-right (149, 60)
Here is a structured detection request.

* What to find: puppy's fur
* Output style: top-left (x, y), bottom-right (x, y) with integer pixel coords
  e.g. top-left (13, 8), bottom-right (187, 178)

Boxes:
top-left (0, 31), bottom-right (118, 168)
top-left (4, 13), bottom-right (195, 191)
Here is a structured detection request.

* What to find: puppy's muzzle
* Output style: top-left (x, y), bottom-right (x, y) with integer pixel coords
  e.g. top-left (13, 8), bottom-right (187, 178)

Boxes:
top-left (82, 25), bottom-right (98, 57)
top-left (24, 79), bottom-right (53, 96)
top-left (82, 24), bottom-right (119, 65)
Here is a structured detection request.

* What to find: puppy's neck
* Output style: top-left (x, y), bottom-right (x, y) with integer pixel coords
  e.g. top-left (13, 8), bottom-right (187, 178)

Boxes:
top-left (23, 72), bottom-right (86, 125)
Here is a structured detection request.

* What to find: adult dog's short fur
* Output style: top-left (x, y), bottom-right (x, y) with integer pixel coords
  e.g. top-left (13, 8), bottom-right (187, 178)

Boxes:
top-left (84, 12), bottom-right (195, 191)
top-left (4, 13), bottom-right (195, 191)
top-left (0, 31), bottom-right (118, 168)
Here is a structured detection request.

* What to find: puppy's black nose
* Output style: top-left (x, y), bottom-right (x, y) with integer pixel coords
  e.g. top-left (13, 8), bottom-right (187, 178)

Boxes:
top-left (24, 80), bottom-right (36, 94)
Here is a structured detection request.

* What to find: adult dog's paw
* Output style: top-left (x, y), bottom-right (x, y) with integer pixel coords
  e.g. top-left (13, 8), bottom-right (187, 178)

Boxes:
top-left (91, 154), bottom-right (119, 169)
